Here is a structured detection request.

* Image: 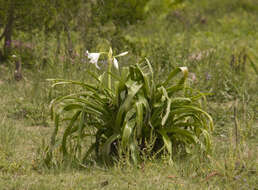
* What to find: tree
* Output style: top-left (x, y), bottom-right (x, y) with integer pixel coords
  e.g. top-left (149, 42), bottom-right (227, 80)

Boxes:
top-left (0, 0), bottom-right (41, 60)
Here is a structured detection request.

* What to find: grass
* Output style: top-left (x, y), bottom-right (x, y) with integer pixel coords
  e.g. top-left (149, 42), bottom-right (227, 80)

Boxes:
top-left (0, 0), bottom-right (258, 189)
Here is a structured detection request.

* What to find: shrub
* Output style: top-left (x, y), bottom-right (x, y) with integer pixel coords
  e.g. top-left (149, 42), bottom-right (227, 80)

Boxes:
top-left (96, 0), bottom-right (186, 25)
top-left (44, 49), bottom-right (213, 167)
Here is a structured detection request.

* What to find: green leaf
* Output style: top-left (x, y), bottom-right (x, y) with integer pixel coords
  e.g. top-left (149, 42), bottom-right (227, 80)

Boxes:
top-left (129, 139), bottom-right (140, 165)
top-left (158, 129), bottom-right (172, 157)
top-left (63, 104), bottom-right (83, 111)
top-left (247, 55), bottom-right (258, 75)
top-left (163, 67), bottom-right (188, 87)
top-left (136, 63), bottom-right (151, 98)
top-left (171, 97), bottom-right (191, 105)
top-left (121, 119), bottom-right (136, 150)
top-left (47, 79), bottom-right (98, 92)
top-left (161, 87), bottom-right (172, 126)
top-left (61, 110), bottom-right (81, 156)
top-left (102, 133), bottom-right (120, 166)
top-left (179, 105), bottom-right (213, 130)
top-left (82, 143), bottom-right (96, 163)
top-left (135, 101), bottom-right (143, 137)
top-left (115, 82), bottom-right (142, 131)
top-left (199, 128), bottom-right (212, 152)
top-left (163, 128), bottom-right (197, 144)
top-left (47, 113), bottom-right (60, 163)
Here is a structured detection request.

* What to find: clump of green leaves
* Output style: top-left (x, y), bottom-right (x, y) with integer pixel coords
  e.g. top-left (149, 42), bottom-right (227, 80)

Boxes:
top-left (96, 0), bottom-right (186, 24)
top-left (44, 49), bottom-right (213, 167)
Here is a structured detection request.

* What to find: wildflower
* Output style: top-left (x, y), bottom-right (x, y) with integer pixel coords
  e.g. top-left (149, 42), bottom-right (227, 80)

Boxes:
top-left (189, 72), bottom-right (197, 82)
top-left (113, 58), bottom-right (118, 69)
top-left (113, 51), bottom-right (128, 70)
top-left (6, 40), bottom-right (11, 47)
top-left (85, 49), bottom-right (128, 70)
top-left (86, 50), bottom-right (101, 69)
top-left (180, 66), bottom-right (188, 73)
top-left (115, 51), bottom-right (128, 57)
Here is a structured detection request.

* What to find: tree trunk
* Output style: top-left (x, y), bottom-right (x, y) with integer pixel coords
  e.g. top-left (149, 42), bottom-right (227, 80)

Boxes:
top-left (14, 60), bottom-right (22, 81)
top-left (64, 23), bottom-right (73, 59)
top-left (42, 27), bottom-right (49, 69)
top-left (3, 2), bottom-right (15, 58)
top-left (55, 30), bottom-right (61, 56)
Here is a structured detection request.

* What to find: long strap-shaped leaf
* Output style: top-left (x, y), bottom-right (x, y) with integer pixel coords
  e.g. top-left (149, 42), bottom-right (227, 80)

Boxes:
top-left (129, 138), bottom-right (140, 165)
top-left (102, 133), bottom-right (120, 166)
top-left (135, 101), bottom-right (143, 137)
top-left (136, 63), bottom-right (152, 98)
top-left (73, 97), bottom-right (108, 115)
top-left (121, 119), bottom-right (136, 151)
top-left (82, 142), bottom-right (96, 163)
top-left (199, 128), bottom-right (212, 152)
top-left (169, 105), bottom-right (213, 130)
top-left (45, 113), bottom-right (60, 165)
top-left (162, 67), bottom-right (188, 87)
top-left (158, 129), bottom-right (173, 159)
top-left (163, 128), bottom-right (197, 144)
top-left (47, 79), bottom-right (98, 92)
top-left (160, 86), bottom-right (172, 126)
top-left (61, 111), bottom-right (81, 156)
top-left (115, 82), bottom-right (142, 131)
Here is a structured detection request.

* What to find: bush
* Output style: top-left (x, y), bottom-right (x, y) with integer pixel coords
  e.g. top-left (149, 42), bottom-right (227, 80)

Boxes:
top-left (44, 49), bottom-right (213, 167)
top-left (96, 0), bottom-right (186, 25)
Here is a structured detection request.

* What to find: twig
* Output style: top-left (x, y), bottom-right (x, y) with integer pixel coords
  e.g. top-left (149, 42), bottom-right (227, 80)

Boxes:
top-left (202, 171), bottom-right (222, 182)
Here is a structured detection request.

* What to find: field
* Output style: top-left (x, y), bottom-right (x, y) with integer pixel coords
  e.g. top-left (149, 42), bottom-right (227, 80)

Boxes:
top-left (0, 0), bottom-right (257, 189)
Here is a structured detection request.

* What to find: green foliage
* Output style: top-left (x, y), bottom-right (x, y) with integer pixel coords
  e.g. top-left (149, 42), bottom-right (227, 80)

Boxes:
top-left (96, 0), bottom-right (186, 24)
top-left (97, 0), bottom-right (149, 24)
top-left (44, 53), bottom-right (213, 167)
top-left (144, 0), bottom-right (186, 18)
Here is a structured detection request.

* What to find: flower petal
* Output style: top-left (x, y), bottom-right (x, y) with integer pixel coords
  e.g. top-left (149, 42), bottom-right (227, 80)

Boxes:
top-left (95, 63), bottom-right (100, 70)
top-left (116, 51), bottom-right (128, 57)
top-left (88, 53), bottom-right (100, 64)
top-left (113, 58), bottom-right (119, 69)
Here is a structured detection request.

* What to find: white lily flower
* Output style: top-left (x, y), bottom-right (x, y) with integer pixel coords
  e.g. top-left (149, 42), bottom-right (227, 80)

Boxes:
top-left (179, 66), bottom-right (188, 72)
top-left (115, 51), bottom-right (128, 57)
top-left (113, 57), bottom-right (119, 69)
top-left (86, 50), bottom-right (101, 69)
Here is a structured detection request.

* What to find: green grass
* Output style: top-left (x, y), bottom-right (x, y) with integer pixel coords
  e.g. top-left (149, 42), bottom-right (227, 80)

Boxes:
top-left (0, 0), bottom-right (258, 189)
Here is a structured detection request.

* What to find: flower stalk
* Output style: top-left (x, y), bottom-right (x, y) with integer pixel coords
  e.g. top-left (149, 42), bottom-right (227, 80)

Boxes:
top-left (108, 48), bottom-right (113, 90)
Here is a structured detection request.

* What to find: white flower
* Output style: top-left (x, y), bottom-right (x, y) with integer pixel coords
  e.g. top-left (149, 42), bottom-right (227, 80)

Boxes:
top-left (112, 51), bottom-right (128, 69)
top-left (179, 66), bottom-right (188, 72)
top-left (115, 51), bottom-right (128, 57)
top-left (86, 50), bottom-right (101, 69)
top-left (113, 58), bottom-right (119, 69)
top-left (85, 50), bottom-right (128, 70)
top-left (12, 55), bottom-right (17, 58)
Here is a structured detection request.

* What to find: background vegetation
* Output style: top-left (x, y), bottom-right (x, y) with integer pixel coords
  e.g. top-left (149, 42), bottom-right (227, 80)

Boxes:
top-left (0, 0), bottom-right (257, 189)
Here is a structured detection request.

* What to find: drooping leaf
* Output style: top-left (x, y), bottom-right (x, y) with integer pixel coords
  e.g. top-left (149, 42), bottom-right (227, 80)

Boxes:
top-left (61, 110), bottom-right (81, 156)
top-left (135, 101), bottom-right (143, 137)
top-left (158, 129), bottom-right (172, 157)
top-left (121, 119), bottom-right (136, 150)
top-left (102, 133), bottom-right (120, 166)
top-left (162, 67), bottom-right (188, 87)
top-left (115, 82), bottom-right (142, 131)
